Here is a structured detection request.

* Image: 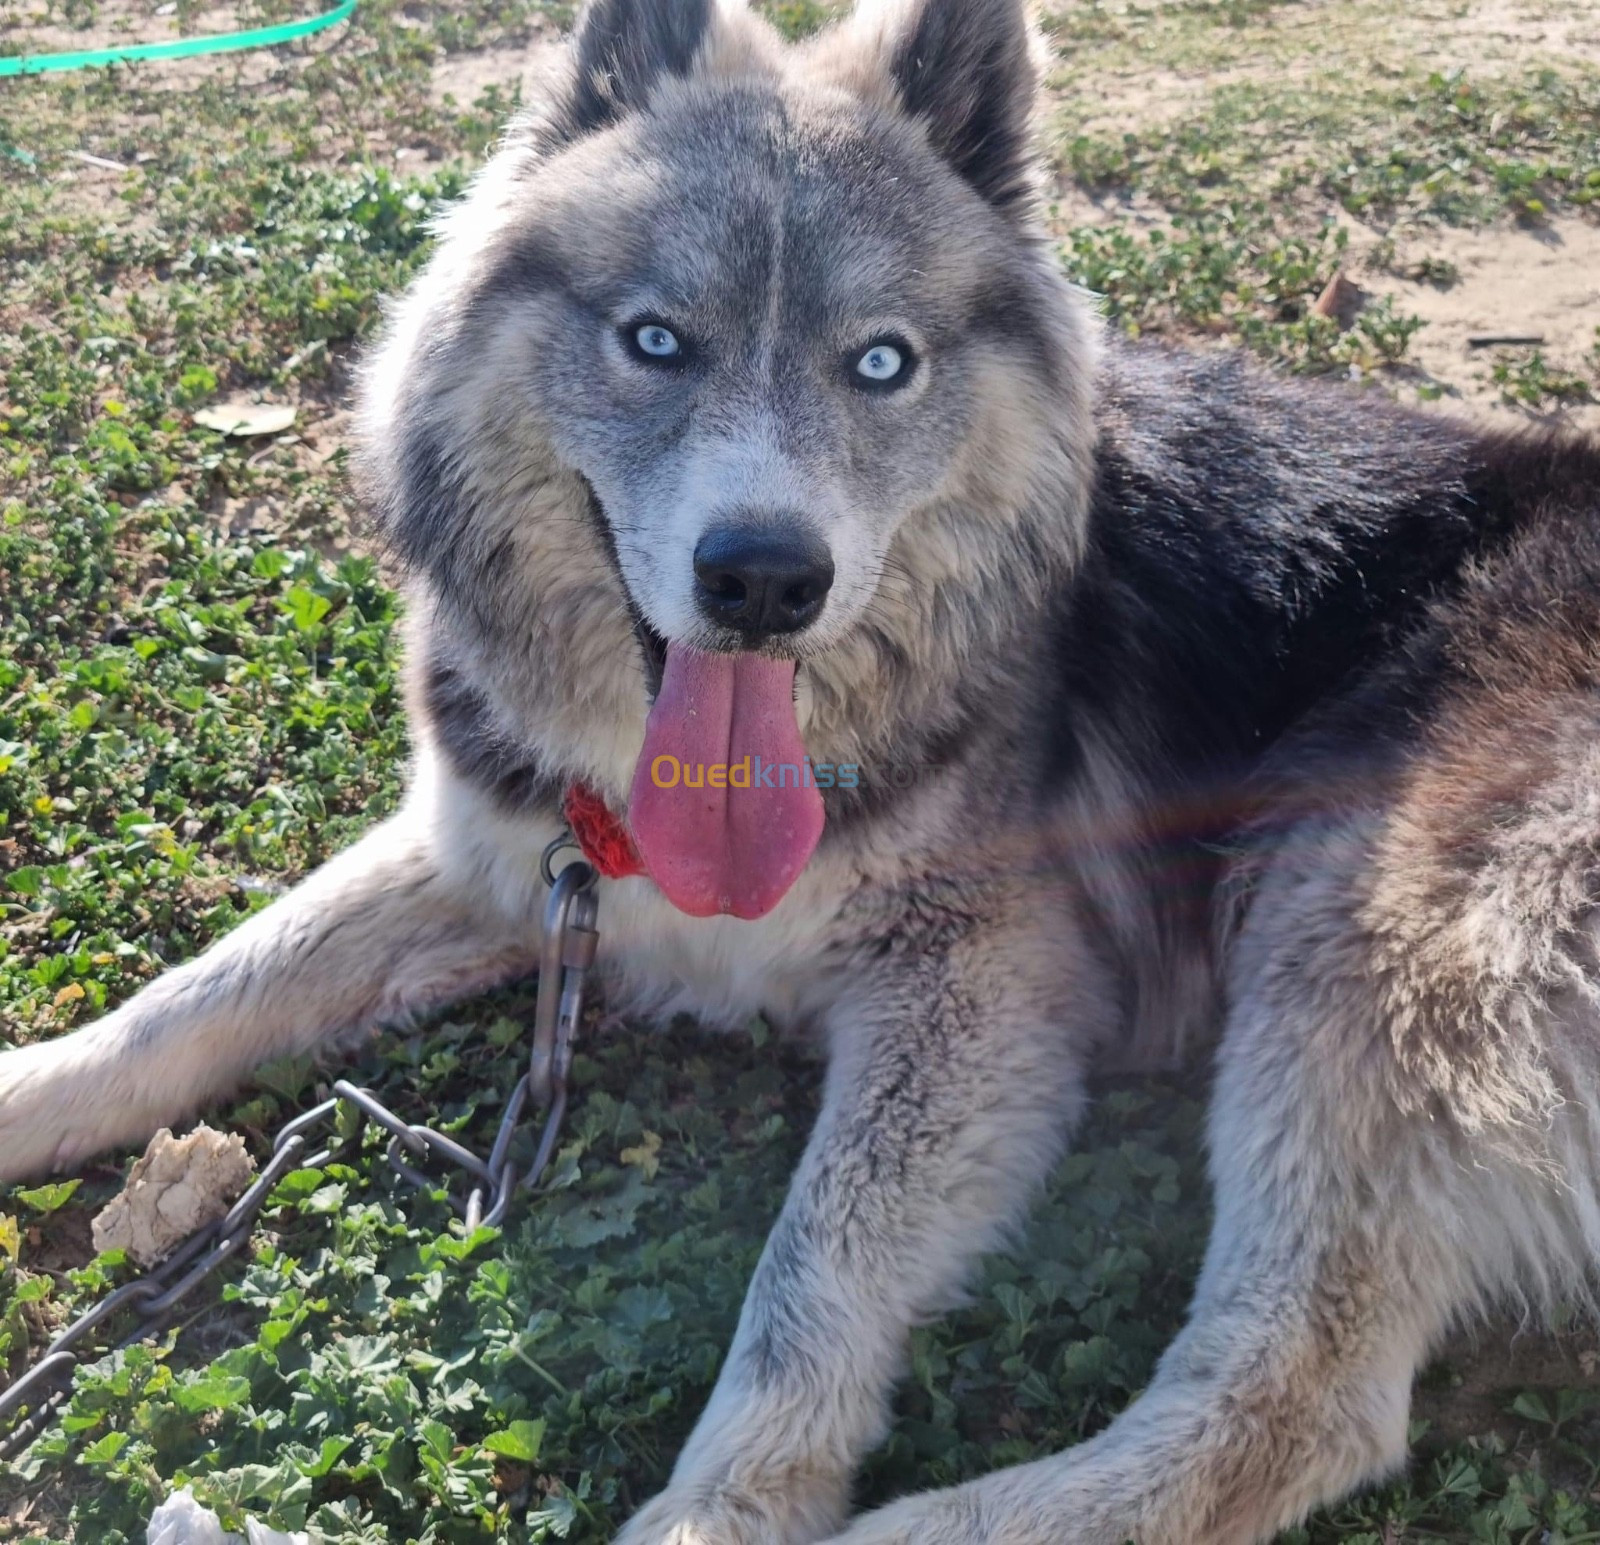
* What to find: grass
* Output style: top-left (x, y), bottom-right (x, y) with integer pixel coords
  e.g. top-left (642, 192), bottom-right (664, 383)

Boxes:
top-left (1052, 67), bottom-right (1600, 380)
top-left (2, 0), bottom-right (1599, 1540)
top-left (1488, 345), bottom-right (1598, 406)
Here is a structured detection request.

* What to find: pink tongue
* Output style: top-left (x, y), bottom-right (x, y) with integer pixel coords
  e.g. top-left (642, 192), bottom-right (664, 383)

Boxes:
top-left (629, 648), bottom-right (825, 920)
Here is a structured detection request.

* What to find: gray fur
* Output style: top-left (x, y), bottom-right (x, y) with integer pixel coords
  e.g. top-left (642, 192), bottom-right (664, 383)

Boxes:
top-left (2, 1), bottom-right (1599, 1541)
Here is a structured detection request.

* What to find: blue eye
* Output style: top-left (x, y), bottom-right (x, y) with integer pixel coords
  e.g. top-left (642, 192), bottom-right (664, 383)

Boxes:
top-left (633, 322), bottom-right (681, 360)
top-left (854, 340), bottom-right (909, 387)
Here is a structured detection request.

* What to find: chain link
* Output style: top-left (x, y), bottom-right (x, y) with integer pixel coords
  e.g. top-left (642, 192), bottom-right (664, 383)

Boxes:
top-left (0, 841), bottom-right (599, 1461)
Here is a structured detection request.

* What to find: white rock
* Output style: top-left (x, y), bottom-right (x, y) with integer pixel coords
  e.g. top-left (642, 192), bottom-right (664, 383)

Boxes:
top-left (93, 1125), bottom-right (256, 1267)
top-left (146, 1489), bottom-right (230, 1545)
top-left (146, 1488), bottom-right (311, 1545)
top-left (246, 1519), bottom-right (312, 1544)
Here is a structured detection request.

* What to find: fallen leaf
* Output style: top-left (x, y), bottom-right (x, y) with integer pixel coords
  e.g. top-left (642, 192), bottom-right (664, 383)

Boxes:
top-left (620, 1129), bottom-right (663, 1178)
top-left (193, 401), bottom-right (297, 437)
top-left (1311, 269), bottom-right (1366, 327)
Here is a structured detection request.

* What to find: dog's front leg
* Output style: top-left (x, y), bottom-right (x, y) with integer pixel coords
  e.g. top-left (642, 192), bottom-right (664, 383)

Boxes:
top-left (0, 790), bottom-right (546, 1182)
top-left (618, 889), bottom-right (1107, 1545)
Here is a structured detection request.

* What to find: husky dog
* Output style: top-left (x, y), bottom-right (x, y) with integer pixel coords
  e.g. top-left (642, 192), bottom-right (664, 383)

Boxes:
top-left (4, 0), bottom-right (1600, 1538)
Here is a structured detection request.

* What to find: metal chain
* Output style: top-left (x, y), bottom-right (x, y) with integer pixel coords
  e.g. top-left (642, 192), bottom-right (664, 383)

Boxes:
top-left (0, 839), bottom-right (599, 1462)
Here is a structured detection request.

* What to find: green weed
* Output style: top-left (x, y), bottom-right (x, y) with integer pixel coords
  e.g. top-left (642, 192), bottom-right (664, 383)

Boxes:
top-left (1, 2), bottom-right (1597, 1541)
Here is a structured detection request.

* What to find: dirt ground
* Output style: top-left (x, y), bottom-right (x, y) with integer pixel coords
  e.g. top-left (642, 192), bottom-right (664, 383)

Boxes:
top-left (3, 1), bottom-right (1600, 1537)
top-left (16, 0), bottom-right (1600, 430)
top-left (1374, 217), bottom-right (1600, 428)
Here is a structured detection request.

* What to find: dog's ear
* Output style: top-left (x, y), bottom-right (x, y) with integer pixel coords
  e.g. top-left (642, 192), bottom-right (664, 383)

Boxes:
top-left (553, 0), bottom-right (717, 138)
top-left (870, 0), bottom-right (1038, 217)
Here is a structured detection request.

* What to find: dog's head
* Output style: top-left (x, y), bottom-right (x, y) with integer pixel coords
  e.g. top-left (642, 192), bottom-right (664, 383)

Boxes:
top-left (361, 0), bottom-right (1097, 917)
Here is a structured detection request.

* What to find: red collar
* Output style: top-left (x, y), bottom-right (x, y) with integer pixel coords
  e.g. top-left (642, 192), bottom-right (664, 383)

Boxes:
top-left (563, 782), bottom-right (645, 880)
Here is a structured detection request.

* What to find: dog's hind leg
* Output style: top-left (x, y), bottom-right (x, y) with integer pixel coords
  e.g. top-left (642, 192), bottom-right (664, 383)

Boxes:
top-left (0, 768), bottom-right (548, 1182)
top-left (827, 722), bottom-right (1600, 1545)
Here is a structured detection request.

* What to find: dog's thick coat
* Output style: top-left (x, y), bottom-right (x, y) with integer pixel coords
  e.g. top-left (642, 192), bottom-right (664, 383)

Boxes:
top-left (3, 1), bottom-right (1599, 1540)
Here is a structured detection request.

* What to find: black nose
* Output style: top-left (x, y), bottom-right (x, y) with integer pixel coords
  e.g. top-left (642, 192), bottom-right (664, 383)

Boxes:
top-left (693, 524), bottom-right (835, 639)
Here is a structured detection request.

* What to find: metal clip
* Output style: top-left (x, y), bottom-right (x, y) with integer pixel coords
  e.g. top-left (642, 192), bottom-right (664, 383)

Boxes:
top-left (464, 837), bottom-right (599, 1231)
top-left (530, 847), bottom-right (600, 1107)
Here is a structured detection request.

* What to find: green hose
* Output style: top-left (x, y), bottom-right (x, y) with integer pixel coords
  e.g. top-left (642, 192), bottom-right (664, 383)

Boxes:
top-left (0, 0), bottom-right (357, 78)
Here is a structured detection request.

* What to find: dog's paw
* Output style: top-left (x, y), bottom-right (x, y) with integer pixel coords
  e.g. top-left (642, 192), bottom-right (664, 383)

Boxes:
top-left (820, 1465), bottom-right (1147, 1545)
top-left (0, 1041), bottom-right (96, 1182)
top-left (820, 1489), bottom-right (986, 1545)
top-left (0, 1026), bottom-right (153, 1183)
top-left (611, 1488), bottom-right (762, 1545)
top-left (614, 1478), bottom-right (842, 1545)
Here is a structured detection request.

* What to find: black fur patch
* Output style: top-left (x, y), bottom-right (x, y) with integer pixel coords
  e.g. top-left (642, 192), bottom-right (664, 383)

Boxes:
top-left (1266, 429), bottom-right (1600, 801)
top-left (578, 479), bottom-right (668, 699)
top-left (552, 0), bottom-right (714, 142)
top-left (423, 656), bottom-right (563, 817)
top-left (888, 0), bottom-right (1036, 217)
top-left (383, 420), bottom-right (462, 575)
top-left (1053, 343), bottom-right (1527, 800)
top-left (475, 231), bottom-right (572, 306)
